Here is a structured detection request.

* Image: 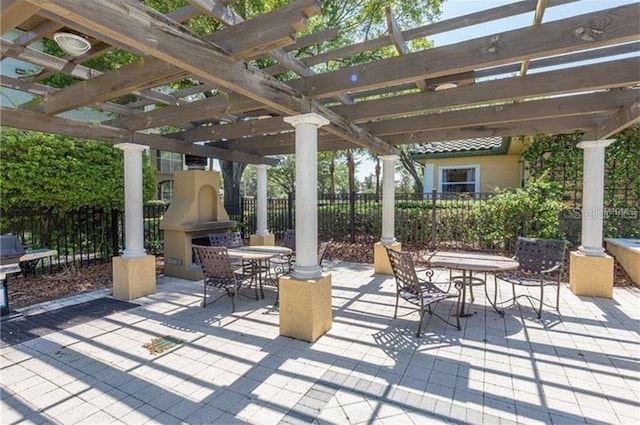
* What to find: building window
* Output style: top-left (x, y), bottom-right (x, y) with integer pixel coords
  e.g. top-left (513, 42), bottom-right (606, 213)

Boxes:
top-left (158, 180), bottom-right (174, 201)
top-left (157, 151), bottom-right (183, 173)
top-left (439, 166), bottom-right (479, 193)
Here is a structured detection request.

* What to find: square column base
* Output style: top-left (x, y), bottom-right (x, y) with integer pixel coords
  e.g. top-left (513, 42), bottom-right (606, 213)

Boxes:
top-left (569, 251), bottom-right (614, 298)
top-left (374, 242), bottom-right (402, 275)
top-left (113, 255), bottom-right (156, 300)
top-left (279, 274), bottom-right (332, 342)
top-left (250, 234), bottom-right (275, 246)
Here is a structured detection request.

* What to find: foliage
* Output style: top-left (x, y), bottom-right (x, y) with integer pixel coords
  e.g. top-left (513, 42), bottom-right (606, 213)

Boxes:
top-left (0, 129), bottom-right (155, 214)
top-left (521, 126), bottom-right (640, 238)
top-left (471, 175), bottom-right (565, 248)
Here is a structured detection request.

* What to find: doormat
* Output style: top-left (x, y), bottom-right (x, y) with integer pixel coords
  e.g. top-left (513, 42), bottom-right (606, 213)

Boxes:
top-left (143, 335), bottom-right (185, 355)
top-left (1, 298), bottom-right (139, 348)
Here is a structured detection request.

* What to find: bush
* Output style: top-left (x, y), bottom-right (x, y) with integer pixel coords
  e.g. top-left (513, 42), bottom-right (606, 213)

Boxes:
top-left (471, 175), bottom-right (565, 249)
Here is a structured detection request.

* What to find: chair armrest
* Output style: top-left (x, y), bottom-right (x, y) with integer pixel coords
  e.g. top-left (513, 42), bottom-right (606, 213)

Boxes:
top-left (418, 276), bottom-right (453, 293)
top-left (541, 263), bottom-right (563, 274)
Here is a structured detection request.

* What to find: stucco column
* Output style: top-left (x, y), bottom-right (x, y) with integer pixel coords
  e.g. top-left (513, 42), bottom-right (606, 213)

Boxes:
top-left (116, 143), bottom-right (147, 258)
top-left (255, 164), bottom-right (270, 236)
top-left (569, 139), bottom-right (615, 298)
top-left (577, 139), bottom-right (615, 256)
top-left (380, 155), bottom-right (399, 245)
top-left (284, 113), bottom-right (329, 280)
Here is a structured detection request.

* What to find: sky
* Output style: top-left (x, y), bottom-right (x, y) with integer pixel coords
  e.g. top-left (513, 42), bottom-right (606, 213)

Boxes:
top-left (355, 0), bottom-right (638, 180)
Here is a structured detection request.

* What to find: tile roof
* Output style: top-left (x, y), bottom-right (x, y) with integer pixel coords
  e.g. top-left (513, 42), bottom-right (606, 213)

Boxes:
top-left (410, 137), bottom-right (503, 155)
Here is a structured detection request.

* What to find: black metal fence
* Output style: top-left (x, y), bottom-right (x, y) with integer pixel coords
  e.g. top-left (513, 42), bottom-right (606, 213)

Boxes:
top-left (2, 191), bottom-right (637, 275)
top-left (229, 191), bottom-right (500, 246)
top-left (0, 204), bottom-right (167, 272)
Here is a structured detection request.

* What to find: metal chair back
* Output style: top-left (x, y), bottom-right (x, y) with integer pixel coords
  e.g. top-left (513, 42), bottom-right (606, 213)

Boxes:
top-left (226, 231), bottom-right (244, 248)
top-left (208, 232), bottom-right (229, 247)
top-left (515, 237), bottom-right (567, 274)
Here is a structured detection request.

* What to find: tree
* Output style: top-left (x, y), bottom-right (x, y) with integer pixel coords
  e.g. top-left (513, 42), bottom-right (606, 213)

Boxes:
top-left (268, 155), bottom-right (297, 195)
top-left (220, 160), bottom-right (247, 214)
top-left (397, 145), bottom-right (423, 193)
top-left (0, 128), bottom-right (155, 213)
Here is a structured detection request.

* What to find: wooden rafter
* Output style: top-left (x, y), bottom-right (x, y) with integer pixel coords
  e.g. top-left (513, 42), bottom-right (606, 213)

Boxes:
top-left (583, 98), bottom-right (640, 140)
top-left (264, 0), bottom-right (581, 75)
top-left (290, 4), bottom-right (639, 99)
top-left (1, 0), bottom-right (40, 33)
top-left (24, 0), bottom-right (394, 155)
top-left (188, 0), bottom-right (354, 105)
top-left (385, 6), bottom-right (428, 92)
top-left (0, 105), bottom-right (276, 164)
top-left (520, 0), bottom-right (548, 76)
top-left (219, 90), bottom-right (636, 150)
top-left (333, 58), bottom-right (639, 122)
top-left (29, 57), bottom-right (185, 114)
top-left (249, 115), bottom-right (607, 156)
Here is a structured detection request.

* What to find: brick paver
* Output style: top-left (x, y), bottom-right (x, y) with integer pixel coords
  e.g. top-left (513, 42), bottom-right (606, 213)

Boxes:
top-left (1, 261), bottom-right (638, 424)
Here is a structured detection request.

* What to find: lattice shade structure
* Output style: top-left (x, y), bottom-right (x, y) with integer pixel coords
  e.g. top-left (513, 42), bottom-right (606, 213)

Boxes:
top-left (0, 0), bottom-right (638, 162)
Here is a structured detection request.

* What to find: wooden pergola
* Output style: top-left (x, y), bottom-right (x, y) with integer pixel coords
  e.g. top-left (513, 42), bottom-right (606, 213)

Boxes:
top-left (1, 0), bottom-right (638, 163)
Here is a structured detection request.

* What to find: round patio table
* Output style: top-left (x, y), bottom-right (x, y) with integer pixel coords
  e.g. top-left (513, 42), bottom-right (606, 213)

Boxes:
top-left (423, 251), bottom-right (519, 317)
top-left (227, 246), bottom-right (292, 299)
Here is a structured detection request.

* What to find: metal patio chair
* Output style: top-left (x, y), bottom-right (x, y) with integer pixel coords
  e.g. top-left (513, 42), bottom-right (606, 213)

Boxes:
top-left (193, 245), bottom-right (248, 312)
top-left (270, 229), bottom-right (296, 276)
top-left (495, 237), bottom-right (567, 318)
top-left (318, 239), bottom-right (332, 268)
top-left (208, 232), bottom-right (229, 247)
top-left (386, 247), bottom-right (461, 337)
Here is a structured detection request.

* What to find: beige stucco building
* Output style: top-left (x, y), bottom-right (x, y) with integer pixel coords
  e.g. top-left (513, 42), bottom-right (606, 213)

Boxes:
top-left (411, 137), bottom-right (525, 194)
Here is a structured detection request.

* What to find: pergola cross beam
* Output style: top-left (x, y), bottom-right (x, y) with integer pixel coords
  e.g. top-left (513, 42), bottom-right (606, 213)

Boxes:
top-left (25, 0), bottom-right (394, 155)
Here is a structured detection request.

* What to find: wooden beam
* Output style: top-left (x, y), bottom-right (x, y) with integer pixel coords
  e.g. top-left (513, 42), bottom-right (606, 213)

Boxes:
top-left (290, 4), bottom-right (640, 98)
top-left (383, 115), bottom-right (602, 146)
top-left (583, 97), bottom-right (640, 140)
top-left (334, 58), bottom-right (640, 122)
top-left (237, 114), bottom-right (602, 155)
top-left (251, 114), bottom-right (607, 155)
top-left (12, 20), bottom-right (62, 45)
top-left (385, 6), bottom-right (427, 92)
top-left (175, 115), bottom-right (289, 142)
top-left (1, 0), bottom-right (40, 32)
top-left (363, 90), bottom-right (638, 136)
top-left (264, 0), bottom-right (580, 75)
top-left (189, 0), bottom-right (353, 104)
top-left (221, 90), bottom-right (634, 150)
top-left (385, 7), bottom-right (407, 55)
top-left (26, 0), bottom-right (390, 153)
top-left (107, 93), bottom-right (261, 130)
top-left (345, 41), bottom-right (639, 103)
top-left (31, 4), bottom-right (202, 82)
top-left (0, 105), bottom-right (276, 164)
top-left (203, 0), bottom-right (320, 59)
top-left (31, 57), bottom-right (184, 114)
top-left (1, 39), bottom-right (187, 107)
top-left (520, 0), bottom-right (548, 76)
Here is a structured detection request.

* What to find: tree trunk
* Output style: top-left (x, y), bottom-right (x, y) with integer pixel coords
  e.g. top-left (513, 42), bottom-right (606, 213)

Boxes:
top-left (219, 160), bottom-right (247, 215)
top-left (346, 150), bottom-right (356, 194)
top-left (329, 158), bottom-right (336, 196)
top-left (399, 148), bottom-right (423, 194)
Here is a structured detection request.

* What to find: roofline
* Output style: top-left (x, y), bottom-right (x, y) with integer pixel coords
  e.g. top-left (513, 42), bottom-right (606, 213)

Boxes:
top-left (410, 137), bottom-right (512, 160)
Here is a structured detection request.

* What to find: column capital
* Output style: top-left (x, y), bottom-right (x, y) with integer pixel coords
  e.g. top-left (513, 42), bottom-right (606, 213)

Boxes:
top-left (284, 113), bottom-right (329, 128)
top-left (379, 154), bottom-right (400, 161)
top-left (115, 143), bottom-right (148, 152)
top-left (577, 139), bottom-right (615, 149)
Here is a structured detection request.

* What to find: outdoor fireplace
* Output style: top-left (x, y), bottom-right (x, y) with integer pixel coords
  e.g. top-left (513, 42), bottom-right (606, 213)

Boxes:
top-left (160, 169), bottom-right (235, 280)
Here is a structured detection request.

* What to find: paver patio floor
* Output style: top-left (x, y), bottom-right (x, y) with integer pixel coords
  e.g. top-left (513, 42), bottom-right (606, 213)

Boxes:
top-left (1, 261), bottom-right (638, 424)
